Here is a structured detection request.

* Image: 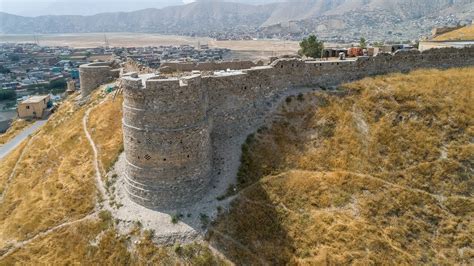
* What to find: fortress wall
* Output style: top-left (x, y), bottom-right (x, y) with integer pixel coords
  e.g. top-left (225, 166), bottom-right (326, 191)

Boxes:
top-left (79, 62), bottom-right (120, 97)
top-left (160, 60), bottom-right (260, 72)
top-left (122, 75), bottom-right (212, 210)
top-left (122, 46), bottom-right (474, 210)
top-left (204, 47), bottom-right (474, 166)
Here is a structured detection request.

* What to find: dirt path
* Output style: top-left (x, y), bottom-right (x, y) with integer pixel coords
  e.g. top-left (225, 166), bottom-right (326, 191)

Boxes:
top-left (83, 104), bottom-right (107, 201)
top-left (0, 101), bottom-right (109, 260)
top-left (0, 212), bottom-right (97, 259)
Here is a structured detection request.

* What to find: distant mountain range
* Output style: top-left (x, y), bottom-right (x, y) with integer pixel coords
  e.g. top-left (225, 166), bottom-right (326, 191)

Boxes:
top-left (1, 0), bottom-right (473, 42)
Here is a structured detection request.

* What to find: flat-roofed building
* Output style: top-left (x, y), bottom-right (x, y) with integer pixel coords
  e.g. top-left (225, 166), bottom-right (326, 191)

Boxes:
top-left (17, 95), bottom-right (50, 119)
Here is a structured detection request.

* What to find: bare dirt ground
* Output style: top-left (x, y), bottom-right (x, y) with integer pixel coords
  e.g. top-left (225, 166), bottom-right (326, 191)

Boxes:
top-left (0, 33), bottom-right (299, 60)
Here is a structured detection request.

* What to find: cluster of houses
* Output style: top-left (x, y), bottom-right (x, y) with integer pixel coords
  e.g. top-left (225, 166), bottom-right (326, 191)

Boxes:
top-left (0, 43), bottom-right (85, 91)
top-left (116, 44), bottom-right (231, 68)
top-left (322, 44), bottom-right (417, 59)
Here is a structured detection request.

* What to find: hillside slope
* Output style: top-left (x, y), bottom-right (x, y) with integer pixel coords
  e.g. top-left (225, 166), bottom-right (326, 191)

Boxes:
top-left (210, 67), bottom-right (474, 264)
top-left (0, 88), bottom-right (224, 264)
top-left (435, 25), bottom-right (474, 41)
top-left (0, 67), bottom-right (473, 264)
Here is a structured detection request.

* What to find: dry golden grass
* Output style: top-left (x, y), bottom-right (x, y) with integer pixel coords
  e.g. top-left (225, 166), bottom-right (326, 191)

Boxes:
top-left (212, 67), bottom-right (474, 264)
top-left (0, 119), bottom-right (32, 145)
top-left (435, 25), bottom-right (474, 41)
top-left (0, 89), bottom-right (225, 265)
top-left (0, 97), bottom-right (97, 247)
top-left (88, 94), bottom-right (124, 175)
top-left (2, 210), bottom-right (226, 265)
top-left (0, 140), bottom-right (27, 195)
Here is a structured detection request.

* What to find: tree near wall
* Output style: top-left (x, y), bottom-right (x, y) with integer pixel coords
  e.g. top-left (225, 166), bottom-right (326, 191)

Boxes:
top-left (360, 37), bottom-right (367, 49)
top-left (48, 78), bottom-right (67, 89)
top-left (298, 35), bottom-right (324, 59)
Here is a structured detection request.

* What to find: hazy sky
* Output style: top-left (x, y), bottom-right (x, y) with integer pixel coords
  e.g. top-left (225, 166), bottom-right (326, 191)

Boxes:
top-left (0, 0), bottom-right (192, 16)
top-left (0, 0), bottom-right (283, 17)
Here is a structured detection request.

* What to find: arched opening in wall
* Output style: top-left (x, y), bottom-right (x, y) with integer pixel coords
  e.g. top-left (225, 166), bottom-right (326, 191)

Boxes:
top-left (281, 65), bottom-right (284, 69)
top-left (187, 155), bottom-right (190, 158)
top-left (243, 86), bottom-right (247, 90)
top-left (292, 63), bottom-right (294, 67)
top-left (163, 158), bottom-right (167, 161)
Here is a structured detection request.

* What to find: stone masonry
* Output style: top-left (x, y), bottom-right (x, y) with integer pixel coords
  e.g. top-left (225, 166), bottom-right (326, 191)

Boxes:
top-left (79, 62), bottom-right (120, 98)
top-left (119, 47), bottom-right (474, 210)
top-left (122, 75), bottom-right (212, 210)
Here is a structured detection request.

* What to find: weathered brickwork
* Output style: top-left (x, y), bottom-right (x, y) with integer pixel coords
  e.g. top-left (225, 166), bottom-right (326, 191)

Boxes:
top-left (121, 47), bottom-right (474, 210)
top-left (79, 62), bottom-right (120, 97)
top-left (122, 75), bottom-right (212, 210)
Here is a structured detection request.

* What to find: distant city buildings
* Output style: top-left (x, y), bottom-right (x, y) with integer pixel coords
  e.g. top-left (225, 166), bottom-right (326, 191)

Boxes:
top-left (0, 43), bottom-right (231, 92)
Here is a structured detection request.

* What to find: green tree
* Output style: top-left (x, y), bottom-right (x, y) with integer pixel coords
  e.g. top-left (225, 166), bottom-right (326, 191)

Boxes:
top-left (359, 37), bottom-right (367, 49)
top-left (0, 89), bottom-right (17, 100)
top-left (48, 78), bottom-right (67, 89)
top-left (0, 65), bottom-right (11, 74)
top-left (298, 35), bottom-right (324, 58)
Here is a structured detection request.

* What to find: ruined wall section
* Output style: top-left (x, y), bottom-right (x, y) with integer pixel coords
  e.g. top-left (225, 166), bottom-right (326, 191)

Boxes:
top-left (122, 75), bottom-right (212, 210)
top-left (79, 62), bottom-right (120, 97)
top-left (160, 60), bottom-right (261, 73)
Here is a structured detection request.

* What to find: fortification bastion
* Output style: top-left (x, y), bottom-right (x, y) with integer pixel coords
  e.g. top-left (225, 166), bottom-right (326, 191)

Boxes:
top-left (79, 62), bottom-right (121, 98)
top-left (119, 47), bottom-right (474, 211)
top-left (122, 75), bottom-right (212, 210)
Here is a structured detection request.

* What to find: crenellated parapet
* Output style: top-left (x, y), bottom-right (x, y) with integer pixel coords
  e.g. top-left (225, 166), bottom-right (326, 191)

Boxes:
top-left (122, 75), bottom-right (212, 210)
top-left (79, 62), bottom-right (121, 98)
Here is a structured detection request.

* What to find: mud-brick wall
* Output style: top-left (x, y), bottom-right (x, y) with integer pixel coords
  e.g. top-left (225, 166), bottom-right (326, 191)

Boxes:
top-left (122, 75), bottom-right (212, 210)
top-left (79, 62), bottom-right (120, 97)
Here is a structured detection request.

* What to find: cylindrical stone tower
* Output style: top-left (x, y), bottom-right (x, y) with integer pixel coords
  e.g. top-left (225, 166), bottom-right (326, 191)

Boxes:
top-left (79, 62), bottom-right (119, 98)
top-left (122, 75), bottom-right (212, 210)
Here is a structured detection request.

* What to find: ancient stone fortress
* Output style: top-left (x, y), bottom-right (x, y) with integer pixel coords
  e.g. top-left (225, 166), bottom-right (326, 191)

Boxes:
top-left (81, 47), bottom-right (474, 211)
top-left (121, 74), bottom-right (212, 210)
top-left (79, 62), bottom-right (121, 97)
